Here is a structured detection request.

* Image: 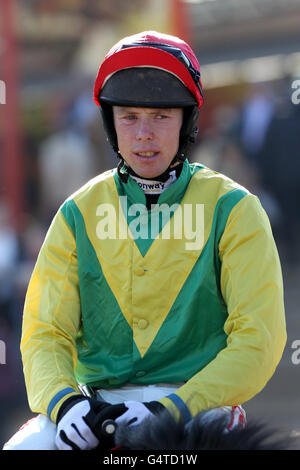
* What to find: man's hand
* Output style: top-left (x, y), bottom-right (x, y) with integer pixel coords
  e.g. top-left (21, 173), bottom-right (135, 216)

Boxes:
top-left (115, 400), bottom-right (165, 427)
top-left (56, 395), bottom-right (127, 450)
top-left (56, 398), bottom-right (99, 450)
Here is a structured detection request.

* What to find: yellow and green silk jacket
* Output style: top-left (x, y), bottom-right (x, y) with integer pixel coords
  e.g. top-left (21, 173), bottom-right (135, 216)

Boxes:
top-left (20, 160), bottom-right (287, 423)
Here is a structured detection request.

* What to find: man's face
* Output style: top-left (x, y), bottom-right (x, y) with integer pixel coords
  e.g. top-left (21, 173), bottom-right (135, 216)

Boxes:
top-left (113, 106), bottom-right (183, 178)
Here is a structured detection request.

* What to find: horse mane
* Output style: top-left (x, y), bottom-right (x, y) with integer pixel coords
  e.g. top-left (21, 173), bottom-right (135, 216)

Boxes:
top-left (114, 409), bottom-right (292, 450)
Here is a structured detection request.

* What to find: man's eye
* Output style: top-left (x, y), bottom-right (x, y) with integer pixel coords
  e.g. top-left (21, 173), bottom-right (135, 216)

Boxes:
top-left (124, 115), bottom-right (136, 120)
top-left (156, 114), bottom-right (168, 119)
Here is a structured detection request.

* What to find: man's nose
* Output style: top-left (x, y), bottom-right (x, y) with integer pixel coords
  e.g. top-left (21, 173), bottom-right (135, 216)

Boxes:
top-left (135, 119), bottom-right (153, 140)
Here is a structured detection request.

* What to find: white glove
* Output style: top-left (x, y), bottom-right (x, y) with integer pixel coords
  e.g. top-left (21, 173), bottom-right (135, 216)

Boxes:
top-left (56, 399), bottom-right (99, 450)
top-left (115, 401), bottom-right (153, 427)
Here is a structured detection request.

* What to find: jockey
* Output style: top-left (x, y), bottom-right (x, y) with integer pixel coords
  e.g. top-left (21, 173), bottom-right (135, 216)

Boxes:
top-left (3, 31), bottom-right (286, 450)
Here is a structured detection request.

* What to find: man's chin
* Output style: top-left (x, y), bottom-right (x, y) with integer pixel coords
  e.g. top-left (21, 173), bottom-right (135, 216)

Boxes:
top-left (134, 169), bottom-right (166, 179)
top-left (127, 162), bottom-right (178, 179)
top-left (128, 164), bottom-right (167, 180)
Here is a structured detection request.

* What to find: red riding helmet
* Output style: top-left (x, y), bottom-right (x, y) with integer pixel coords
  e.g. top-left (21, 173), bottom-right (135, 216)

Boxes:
top-left (94, 31), bottom-right (204, 161)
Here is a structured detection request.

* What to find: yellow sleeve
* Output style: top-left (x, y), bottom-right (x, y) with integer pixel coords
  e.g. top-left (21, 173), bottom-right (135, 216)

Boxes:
top-left (20, 209), bottom-right (81, 423)
top-left (160, 194), bottom-right (287, 420)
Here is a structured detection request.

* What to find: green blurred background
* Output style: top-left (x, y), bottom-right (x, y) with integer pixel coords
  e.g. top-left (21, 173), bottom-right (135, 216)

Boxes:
top-left (0, 0), bottom-right (300, 449)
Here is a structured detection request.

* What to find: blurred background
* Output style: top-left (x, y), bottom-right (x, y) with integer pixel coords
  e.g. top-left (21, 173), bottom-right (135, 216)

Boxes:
top-left (0, 0), bottom-right (300, 449)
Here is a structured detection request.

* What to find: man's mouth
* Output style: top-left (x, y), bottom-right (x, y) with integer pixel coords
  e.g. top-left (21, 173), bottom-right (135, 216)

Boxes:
top-left (134, 151), bottom-right (159, 158)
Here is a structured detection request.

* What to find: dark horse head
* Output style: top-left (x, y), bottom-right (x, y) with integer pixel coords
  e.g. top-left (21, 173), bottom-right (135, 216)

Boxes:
top-left (110, 409), bottom-right (294, 450)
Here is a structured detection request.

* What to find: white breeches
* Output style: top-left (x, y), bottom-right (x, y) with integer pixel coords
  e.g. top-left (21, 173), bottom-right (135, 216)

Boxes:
top-left (2, 384), bottom-right (246, 450)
